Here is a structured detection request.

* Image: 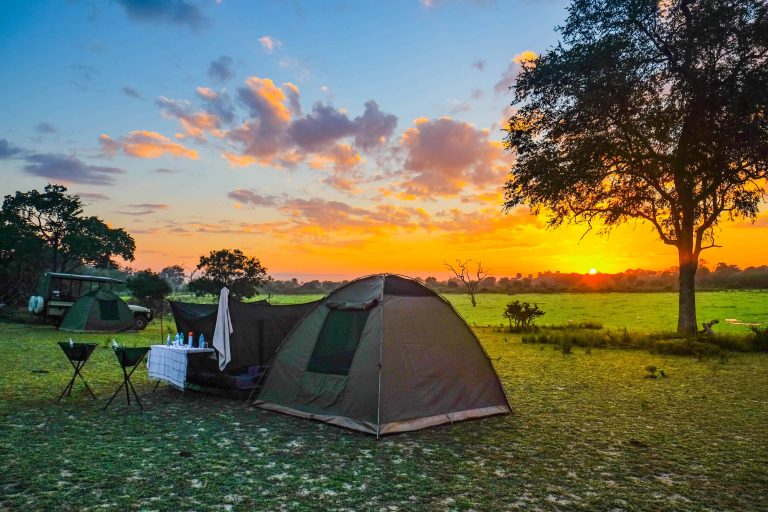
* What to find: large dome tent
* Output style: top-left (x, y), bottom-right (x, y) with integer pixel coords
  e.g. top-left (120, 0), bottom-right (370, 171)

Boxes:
top-left (254, 274), bottom-right (511, 436)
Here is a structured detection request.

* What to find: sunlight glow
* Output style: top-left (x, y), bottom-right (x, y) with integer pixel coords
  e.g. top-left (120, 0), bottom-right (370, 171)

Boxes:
top-left (589, 268), bottom-right (598, 275)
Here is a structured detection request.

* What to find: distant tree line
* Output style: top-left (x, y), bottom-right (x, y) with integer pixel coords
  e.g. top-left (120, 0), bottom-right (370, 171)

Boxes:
top-left (261, 263), bottom-right (768, 295)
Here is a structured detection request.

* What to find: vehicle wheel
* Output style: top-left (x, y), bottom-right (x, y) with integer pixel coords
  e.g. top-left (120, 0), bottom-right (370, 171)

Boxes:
top-left (134, 315), bottom-right (148, 330)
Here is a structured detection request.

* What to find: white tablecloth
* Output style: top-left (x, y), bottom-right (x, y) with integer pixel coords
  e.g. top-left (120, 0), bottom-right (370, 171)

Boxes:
top-left (148, 345), bottom-right (214, 390)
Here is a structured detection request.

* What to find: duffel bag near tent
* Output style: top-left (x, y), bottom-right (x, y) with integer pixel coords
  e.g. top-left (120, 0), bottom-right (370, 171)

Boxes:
top-left (254, 274), bottom-right (511, 436)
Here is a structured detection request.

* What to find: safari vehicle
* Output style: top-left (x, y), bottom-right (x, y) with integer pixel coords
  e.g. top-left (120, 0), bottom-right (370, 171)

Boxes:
top-left (28, 272), bottom-right (153, 330)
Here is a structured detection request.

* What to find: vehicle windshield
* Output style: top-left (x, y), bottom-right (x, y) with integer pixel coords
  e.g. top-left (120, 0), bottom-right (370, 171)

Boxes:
top-left (49, 278), bottom-right (112, 302)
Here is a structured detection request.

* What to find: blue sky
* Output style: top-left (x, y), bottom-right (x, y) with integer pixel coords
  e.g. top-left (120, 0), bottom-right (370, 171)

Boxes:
top-left (3, 0), bottom-right (763, 279)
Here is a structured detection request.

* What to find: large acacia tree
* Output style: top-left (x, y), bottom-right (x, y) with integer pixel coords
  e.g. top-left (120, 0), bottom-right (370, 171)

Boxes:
top-left (503, 0), bottom-right (768, 334)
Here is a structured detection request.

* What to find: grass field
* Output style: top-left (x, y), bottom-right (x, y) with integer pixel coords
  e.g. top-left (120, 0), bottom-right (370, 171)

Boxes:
top-left (1, 307), bottom-right (767, 510)
top-left (240, 290), bottom-right (768, 334)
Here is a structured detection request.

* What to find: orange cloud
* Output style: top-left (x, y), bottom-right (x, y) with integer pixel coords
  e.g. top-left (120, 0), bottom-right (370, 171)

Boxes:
top-left (241, 77), bottom-right (292, 122)
top-left (397, 117), bottom-right (509, 198)
top-left (513, 50), bottom-right (538, 66)
top-left (99, 131), bottom-right (198, 159)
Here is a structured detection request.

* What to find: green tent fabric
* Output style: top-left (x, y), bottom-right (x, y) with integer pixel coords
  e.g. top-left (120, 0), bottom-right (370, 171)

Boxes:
top-left (254, 274), bottom-right (511, 436)
top-left (59, 290), bottom-right (136, 333)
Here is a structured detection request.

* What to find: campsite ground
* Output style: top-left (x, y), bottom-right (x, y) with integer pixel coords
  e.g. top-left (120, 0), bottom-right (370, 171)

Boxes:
top-left (1, 294), bottom-right (767, 511)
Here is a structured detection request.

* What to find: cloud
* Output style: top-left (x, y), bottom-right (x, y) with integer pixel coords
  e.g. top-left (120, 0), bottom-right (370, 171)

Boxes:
top-left (449, 99), bottom-right (472, 114)
top-left (196, 87), bottom-right (236, 123)
top-left (130, 203), bottom-right (168, 210)
top-left (308, 143), bottom-right (364, 191)
top-left (398, 117), bottom-right (508, 197)
top-left (113, 0), bottom-right (209, 30)
top-left (99, 131), bottom-right (199, 159)
top-left (116, 203), bottom-right (169, 215)
top-left (153, 167), bottom-right (180, 174)
top-left (0, 139), bottom-right (24, 159)
top-left (351, 101), bottom-right (398, 150)
top-left (78, 192), bottom-right (110, 202)
top-left (280, 197), bottom-right (429, 235)
top-left (122, 85), bottom-right (144, 100)
top-left (471, 89), bottom-right (484, 100)
top-left (157, 96), bottom-right (224, 140)
top-left (472, 59), bottom-right (486, 71)
top-left (23, 153), bottom-right (125, 186)
top-left (227, 189), bottom-right (280, 207)
top-left (208, 55), bottom-right (235, 82)
top-left (226, 79), bottom-right (397, 170)
top-left (289, 103), bottom-right (355, 152)
top-left (35, 122), bottom-right (57, 134)
top-left (230, 77), bottom-right (295, 159)
top-left (259, 35), bottom-right (282, 53)
top-left (287, 100), bottom-right (397, 153)
top-left (494, 50), bottom-right (537, 95)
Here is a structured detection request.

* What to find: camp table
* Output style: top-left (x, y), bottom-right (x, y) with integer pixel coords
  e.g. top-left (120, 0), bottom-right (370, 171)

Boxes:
top-left (57, 342), bottom-right (98, 401)
top-left (147, 345), bottom-right (214, 393)
top-left (104, 346), bottom-right (150, 411)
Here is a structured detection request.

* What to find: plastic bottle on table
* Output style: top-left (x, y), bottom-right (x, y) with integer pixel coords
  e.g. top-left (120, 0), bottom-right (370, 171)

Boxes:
top-left (188, 331), bottom-right (194, 347)
top-left (68, 338), bottom-right (74, 348)
top-left (166, 334), bottom-right (171, 346)
top-left (199, 333), bottom-right (205, 348)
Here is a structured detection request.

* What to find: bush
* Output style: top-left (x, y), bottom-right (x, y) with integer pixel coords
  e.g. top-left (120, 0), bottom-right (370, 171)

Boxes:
top-left (503, 300), bottom-right (544, 331)
top-left (545, 322), bottom-right (603, 330)
top-left (518, 325), bottom-right (762, 358)
top-left (750, 327), bottom-right (768, 352)
top-left (644, 365), bottom-right (667, 379)
top-left (649, 339), bottom-right (723, 358)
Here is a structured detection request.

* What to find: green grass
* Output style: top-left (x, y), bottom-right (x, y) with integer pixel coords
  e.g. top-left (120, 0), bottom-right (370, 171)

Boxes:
top-left (169, 289), bottom-right (768, 334)
top-left (1, 319), bottom-right (767, 510)
top-left (447, 290), bottom-right (768, 334)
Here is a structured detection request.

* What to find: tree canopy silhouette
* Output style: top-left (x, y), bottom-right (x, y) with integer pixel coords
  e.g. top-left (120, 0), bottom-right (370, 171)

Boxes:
top-left (503, 0), bottom-right (768, 334)
top-left (1, 184), bottom-right (135, 274)
top-left (188, 249), bottom-right (269, 300)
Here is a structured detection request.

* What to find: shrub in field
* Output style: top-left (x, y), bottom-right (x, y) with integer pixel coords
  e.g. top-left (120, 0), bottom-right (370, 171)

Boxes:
top-left (750, 327), bottom-right (768, 352)
top-left (649, 339), bottom-right (723, 359)
top-left (546, 322), bottom-right (603, 330)
top-left (503, 300), bottom-right (544, 331)
top-left (644, 365), bottom-right (667, 379)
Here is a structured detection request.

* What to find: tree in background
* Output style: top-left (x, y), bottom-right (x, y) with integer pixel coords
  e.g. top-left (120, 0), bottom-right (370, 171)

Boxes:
top-left (127, 269), bottom-right (171, 337)
top-left (188, 249), bottom-right (269, 300)
top-left (0, 184), bottom-right (135, 303)
top-left (503, 0), bottom-right (768, 334)
top-left (445, 259), bottom-right (489, 307)
top-left (159, 265), bottom-right (186, 293)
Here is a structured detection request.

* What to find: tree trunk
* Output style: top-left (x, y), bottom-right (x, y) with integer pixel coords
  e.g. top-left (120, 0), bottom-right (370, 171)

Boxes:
top-left (677, 247), bottom-right (698, 335)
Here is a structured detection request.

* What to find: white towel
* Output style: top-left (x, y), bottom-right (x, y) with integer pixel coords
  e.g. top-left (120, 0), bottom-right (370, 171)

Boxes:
top-left (212, 287), bottom-right (234, 370)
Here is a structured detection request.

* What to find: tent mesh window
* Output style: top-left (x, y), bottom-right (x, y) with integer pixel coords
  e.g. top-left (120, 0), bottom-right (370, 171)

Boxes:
top-left (307, 308), bottom-right (370, 376)
top-left (99, 299), bottom-right (120, 321)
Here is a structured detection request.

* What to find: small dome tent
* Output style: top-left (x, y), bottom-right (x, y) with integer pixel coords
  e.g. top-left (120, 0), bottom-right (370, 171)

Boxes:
top-left (254, 274), bottom-right (511, 436)
top-left (59, 289), bottom-right (135, 333)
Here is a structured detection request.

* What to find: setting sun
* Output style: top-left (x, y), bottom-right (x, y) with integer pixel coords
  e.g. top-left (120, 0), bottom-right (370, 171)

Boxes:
top-left (588, 268), bottom-right (598, 275)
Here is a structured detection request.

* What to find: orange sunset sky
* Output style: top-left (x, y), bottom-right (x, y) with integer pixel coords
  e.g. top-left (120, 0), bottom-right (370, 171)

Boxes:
top-left (1, 1), bottom-right (766, 280)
